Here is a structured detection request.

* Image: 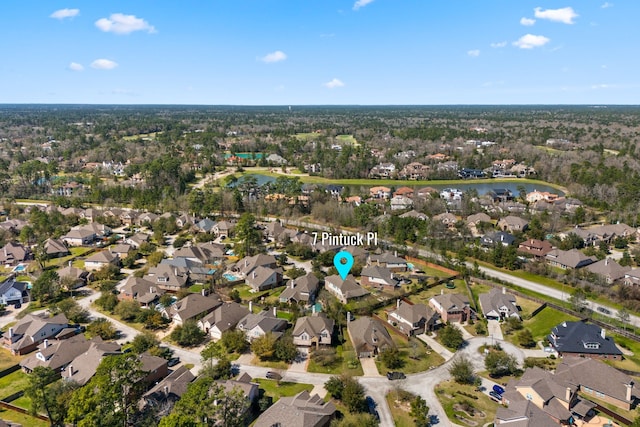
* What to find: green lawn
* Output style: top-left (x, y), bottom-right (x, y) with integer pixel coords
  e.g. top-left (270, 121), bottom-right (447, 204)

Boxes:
top-left (375, 333), bottom-right (445, 375)
top-left (48, 247), bottom-right (94, 267)
top-left (188, 284), bottom-right (203, 293)
top-left (307, 336), bottom-right (364, 376)
top-left (0, 348), bottom-right (23, 371)
top-left (386, 390), bottom-right (416, 427)
top-left (253, 379), bottom-right (313, 401)
top-left (0, 370), bottom-right (29, 401)
top-left (435, 380), bottom-right (498, 426)
top-left (0, 408), bottom-right (48, 427)
top-left (524, 306), bottom-right (578, 342)
top-left (11, 394), bottom-right (31, 410)
top-left (251, 357), bottom-right (289, 370)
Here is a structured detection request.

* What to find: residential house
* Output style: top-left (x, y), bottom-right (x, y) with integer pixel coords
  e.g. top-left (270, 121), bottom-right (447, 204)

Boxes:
top-left (390, 195), bottom-right (413, 211)
top-left (399, 162), bottom-right (429, 180)
top-left (176, 214), bottom-right (194, 229)
top-left (526, 190), bottom-right (559, 204)
top-left (61, 228), bottom-right (95, 246)
top-left (166, 293), bottom-right (222, 325)
top-left (126, 233), bottom-right (151, 248)
top-left (545, 249), bottom-right (596, 269)
top-left (416, 187), bottom-right (438, 199)
top-left (347, 316), bottom-right (395, 358)
top-left (555, 357), bottom-right (636, 411)
top-left (548, 321), bottom-right (623, 360)
top-left (325, 185), bottom-right (344, 197)
top-left (61, 341), bottom-right (122, 385)
top-left (487, 189), bottom-right (514, 203)
top-left (138, 351), bottom-right (169, 385)
top-left (624, 268), bottom-right (640, 286)
top-left (253, 391), bottom-right (336, 427)
top-left (0, 275), bottom-right (29, 306)
top-left (369, 186), bottom-right (391, 199)
top-left (429, 292), bottom-right (472, 323)
top-left (387, 300), bottom-right (438, 336)
top-left (369, 163), bottom-right (396, 179)
top-left (173, 242), bottom-right (225, 264)
top-left (109, 244), bottom-right (132, 259)
top-left (497, 216), bottom-right (529, 233)
top-left (433, 212), bottom-right (458, 228)
top-left (4, 313), bottom-right (69, 355)
top-left (399, 210), bottom-right (428, 221)
top-left (56, 265), bottom-right (93, 289)
top-left (119, 276), bottom-right (165, 307)
top-left (367, 252), bottom-right (408, 272)
top-left (135, 212), bottom-right (158, 227)
top-left (161, 257), bottom-right (214, 283)
top-left (245, 266), bottom-right (282, 292)
top-left (237, 308), bottom-right (288, 342)
top-left (466, 212), bottom-right (491, 227)
top-left (266, 153), bottom-right (287, 165)
top-left (213, 220), bottom-right (235, 237)
top-left (440, 188), bottom-right (463, 202)
top-left (292, 313), bottom-right (334, 348)
top-left (141, 366), bottom-right (195, 412)
top-left (83, 250), bottom-right (119, 271)
top-left (360, 265), bottom-right (399, 291)
top-left (0, 242), bottom-right (30, 266)
top-left (119, 210), bottom-right (139, 226)
top-left (480, 231), bottom-right (515, 247)
top-left (144, 264), bottom-right (190, 291)
top-left (478, 288), bottom-right (520, 320)
top-left (278, 273), bottom-right (320, 305)
top-left (517, 239), bottom-right (554, 259)
top-left (585, 258), bottom-right (631, 285)
top-left (43, 238), bottom-right (70, 258)
top-left (324, 274), bottom-right (369, 304)
top-left (393, 187), bottom-right (415, 198)
top-left (217, 375), bottom-right (260, 407)
top-left (233, 254), bottom-right (277, 277)
top-left (197, 302), bottom-right (249, 340)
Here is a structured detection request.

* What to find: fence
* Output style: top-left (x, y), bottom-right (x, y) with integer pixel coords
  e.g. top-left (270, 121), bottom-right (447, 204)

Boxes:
top-left (592, 403), bottom-right (631, 426)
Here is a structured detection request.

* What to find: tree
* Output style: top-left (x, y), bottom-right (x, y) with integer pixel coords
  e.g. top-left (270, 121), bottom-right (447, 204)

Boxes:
top-left (52, 298), bottom-right (90, 323)
top-left (32, 270), bottom-right (60, 303)
top-left (342, 376), bottom-right (367, 413)
top-left (274, 333), bottom-right (298, 362)
top-left (617, 308), bottom-right (630, 331)
top-left (485, 350), bottom-right (519, 377)
top-left (86, 318), bottom-right (118, 340)
top-left (517, 329), bottom-right (536, 348)
top-left (95, 292), bottom-right (119, 312)
top-left (439, 324), bottom-right (464, 349)
top-left (115, 299), bottom-right (141, 321)
top-left (147, 251), bottom-right (165, 267)
top-left (93, 263), bottom-right (120, 281)
top-left (235, 212), bottom-right (263, 258)
top-left (130, 332), bottom-right (161, 354)
top-left (449, 354), bottom-right (475, 384)
top-left (66, 354), bottom-right (145, 427)
top-left (325, 376), bottom-right (345, 400)
top-left (410, 395), bottom-right (430, 427)
top-left (251, 332), bottom-right (278, 360)
top-left (330, 412), bottom-right (379, 427)
top-left (569, 288), bottom-right (588, 313)
top-left (170, 320), bottom-right (206, 347)
top-left (25, 366), bottom-right (63, 424)
top-left (379, 346), bottom-right (404, 369)
top-left (220, 329), bottom-right (249, 354)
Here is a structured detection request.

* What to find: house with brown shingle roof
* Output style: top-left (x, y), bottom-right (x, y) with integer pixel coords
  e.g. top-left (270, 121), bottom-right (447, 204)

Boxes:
top-left (141, 365), bottom-right (195, 411)
top-left (61, 342), bottom-right (122, 385)
top-left (324, 275), bottom-right (369, 304)
top-left (545, 249), bottom-right (596, 270)
top-left (387, 300), bottom-right (437, 336)
top-left (497, 215), bottom-right (529, 233)
top-left (347, 316), bottom-right (395, 358)
top-left (0, 242), bottom-right (30, 266)
top-left (478, 288), bottom-right (520, 320)
top-left (517, 239), bottom-right (554, 259)
top-left (429, 292), bottom-right (471, 323)
top-left (144, 264), bottom-right (189, 291)
top-left (585, 258), bottom-right (631, 284)
top-left (253, 391), bottom-right (336, 427)
top-left (237, 308), bottom-right (288, 342)
top-left (84, 250), bottom-right (119, 271)
top-left (245, 266), bottom-right (282, 292)
top-left (166, 293), bottom-right (222, 325)
top-left (43, 238), bottom-right (70, 258)
top-left (197, 302), bottom-right (249, 340)
top-left (360, 265), bottom-right (399, 291)
top-left (119, 276), bottom-right (165, 307)
top-left (292, 313), bottom-right (334, 348)
top-left (56, 265), bottom-right (93, 289)
top-left (4, 313), bottom-right (69, 355)
top-left (279, 273), bottom-right (319, 305)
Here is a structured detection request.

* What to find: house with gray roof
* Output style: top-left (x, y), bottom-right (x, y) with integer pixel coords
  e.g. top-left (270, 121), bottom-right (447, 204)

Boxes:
top-left (253, 391), bottom-right (336, 427)
top-left (279, 273), bottom-right (320, 305)
top-left (585, 258), bottom-right (631, 284)
top-left (213, 220), bottom-right (235, 237)
top-left (56, 265), bottom-right (93, 289)
top-left (84, 250), bottom-right (119, 271)
top-left (348, 316), bottom-right (395, 358)
top-left (0, 276), bottom-right (30, 306)
top-left (245, 265), bottom-right (282, 292)
top-left (429, 292), bottom-right (472, 323)
top-left (387, 300), bottom-right (438, 336)
top-left (367, 252), bottom-right (408, 272)
top-left (481, 231), bottom-right (515, 247)
top-left (478, 288), bottom-right (520, 320)
top-left (61, 228), bottom-right (96, 246)
top-left (144, 264), bottom-right (189, 291)
top-left (548, 321), bottom-right (623, 360)
top-left (161, 257), bottom-right (214, 283)
top-left (20, 335), bottom-right (116, 374)
top-left (233, 254), bottom-right (277, 277)
top-left (197, 302), bottom-right (249, 340)
top-left (292, 313), bottom-right (334, 348)
top-left (166, 293), bottom-right (222, 325)
top-left (119, 276), bottom-right (165, 307)
top-left (556, 357), bottom-right (636, 411)
top-left (360, 265), bottom-right (399, 291)
top-left (324, 274), bottom-right (369, 304)
top-left (545, 249), bottom-right (596, 269)
top-left (194, 218), bottom-right (216, 233)
top-left (237, 308), bottom-right (288, 342)
top-left (0, 242), bottom-right (30, 266)
top-left (497, 215), bottom-right (529, 233)
top-left (43, 238), bottom-right (70, 258)
top-left (3, 313), bottom-right (69, 355)
top-left (61, 344), bottom-right (123, 385)
top-left (125, 232), bottom-right (151, 248)
top-left (141, 365), bottom-right (195, 413)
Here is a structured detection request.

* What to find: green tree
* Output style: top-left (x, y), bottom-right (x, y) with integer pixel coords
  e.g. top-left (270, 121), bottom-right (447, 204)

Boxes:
top-left (114, 299), bottom-right (141, 321)
top-left (158, 413), bottom-right (200, 427)
top-left (439, 324), bottom-right (464, 349)
top-left (220, 329), bottom-right (249, 354)
top-left (569, 288), bottom-right (588, 313)
top-left (235, 212), bottom-right (263, 258)
top-left (485, 350), bottom-right (519, 377)
top-left (25, 366), bottom-right (63, 425)
top-left (170, 320), bottom-right (206, 347)
top-left (251, 332), bottom-right (278, 360)
top-left (95, 292), bottom-right (119, 312)
top-left (147, 251), bottom-right (165, 267)
top-left (274, 333), bottom-right (298, 362)
top-left (86, 318), bottom-right (118, 340)
top-left (341, 376), bottom-right (367, 413)
top-left (410, 395), bottom-right (430, 427)
top-left (325, 375), bottom-right (345, 400)
top-left (517, 329), bottom-right (536, 348)
top-left (130, 332), bottom-right (161, 354)
top-left (379, 346), bottom-right (404, 369)
top-left (52, 298), bottom-right (90, 323)
top-left (32, 270), bottom-right (60, 303)
top-left (449, 354), bottom-right (475, 384)
top-left (93, 263), bottom-right (120, 281)
top-left (330, 412), bottom-right (379, 427)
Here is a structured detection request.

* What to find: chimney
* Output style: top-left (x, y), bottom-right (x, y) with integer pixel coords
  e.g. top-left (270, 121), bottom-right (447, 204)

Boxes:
top-left (502, 287), bottom-right (506, 295)
top-left (202, 288), bottom-right (206, 296)
top-left (150, 287), bottom-right (155, 294)
top-left (245, 260), bottom-right (248, 267)
top-left (397, 299), bottom-right (400, 309)
top-left (253, 271), bottom-right (257, 279)
top-left (291, 281), bottom-right (295, 289)
top-left (312, 305), bottom-right (316, 314)
top-left (68, 365), bottom-right (74, 376)
top-left (605, 258), bottom-right (609, 266)
top-left (8, 328), bottom-right (13, 338)
top-left (174, 268), bottom-right (177, 276)
top-left (565, 386), bottom-right (572, 402)
top-left (68, 261), bottom-right (72, 267)
top-left (562, 321), bottom-right (567, 327)
top-left (441, 289), bottom-right (444, 295)
top-left (43, 339), bottom-right (49, 348)
top-left (347, 312), bottom-right (351, 324)
top-left (249, 301), bottom-right (253, 312)
top-left (273, 307), bottom-right (277, 317)
top-left (394, 250), bottom-right (398, 257)
top-left (626, 382), bottom-right (633, 402)
top-left (601, 328), bottom-right (606, 339)
top-left (164, 386), bottom-right (169, 396)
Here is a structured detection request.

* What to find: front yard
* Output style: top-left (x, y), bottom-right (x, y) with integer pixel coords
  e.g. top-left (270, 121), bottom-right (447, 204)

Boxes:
top-left (435, 380), bottom-right (498, 427)
top-left (375, 332), bottom-right (445, 375)
top-left (307, 331), bottom-right (364, 376)
top-left (252, 378), bottom-right (314, 401)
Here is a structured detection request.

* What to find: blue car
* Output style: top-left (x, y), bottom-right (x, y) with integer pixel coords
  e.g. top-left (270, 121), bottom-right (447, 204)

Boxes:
top-left (493, 385), bottom-right (505, 395)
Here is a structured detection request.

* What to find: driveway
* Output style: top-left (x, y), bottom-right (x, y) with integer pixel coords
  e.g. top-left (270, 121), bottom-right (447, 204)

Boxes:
top-left (287, 347), bottom-right (309, 373)
top-left (416, 333), bottom-right (454, 361)
top-left (360, 357), bottom-right (381, 377)
top-left (487, 319), bottom-right (504, 340)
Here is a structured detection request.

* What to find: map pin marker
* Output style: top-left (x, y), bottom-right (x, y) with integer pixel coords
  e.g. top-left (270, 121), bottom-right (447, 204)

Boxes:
top-left (333, 251), bottom-right (354, 280)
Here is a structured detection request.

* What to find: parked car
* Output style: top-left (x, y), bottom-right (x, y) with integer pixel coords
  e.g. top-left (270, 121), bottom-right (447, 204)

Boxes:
top-left (266, 371), bottom-right (282, 380)
top-left (489, 391), bottom-right (503, 401)
top-left (597, 306), bottom-right (612, 315)
top-left (387, 371), bottom-right (406, 380)
top-left (365, 396), bottom-right (379, 421)
top-left (167, 357), bottom-right (181, 367)
top-left (493, 384), bottom-right (505, 395)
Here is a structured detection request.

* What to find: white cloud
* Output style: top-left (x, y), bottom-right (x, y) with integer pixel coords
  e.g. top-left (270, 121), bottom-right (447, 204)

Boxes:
top-left (95, 13), bottom-right (156, 35)
top-left (467, 49), bottom-right (480, 57)
top-left (601, 2), bottom-right (613, 8)
top-left (353, 0), bottom-right (374, 11)
top-left (90, 59), bottom-right (118, 70)
top-left (591, 84), bottom-right (611, 89)
top-left (324, 78), bottom-right (345, 89)
top-left (513, 34), bottom-right (550, 49)
top-left (260, 51), bottom-right (287, 63)
top-left (520, 17), bottom-right (536, 26)
top-left (68, 62), bottom-right (84, 72)
top-left (50, 8), bottom-right (79, 19)
top-left (490, 41), bottom-right (507, 48)
top-left (534, 7), bottom-right (578, 24)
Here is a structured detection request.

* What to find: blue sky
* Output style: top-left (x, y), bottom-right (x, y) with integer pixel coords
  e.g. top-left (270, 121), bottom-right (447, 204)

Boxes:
top-left (1, 1), bottom-right (638, 104)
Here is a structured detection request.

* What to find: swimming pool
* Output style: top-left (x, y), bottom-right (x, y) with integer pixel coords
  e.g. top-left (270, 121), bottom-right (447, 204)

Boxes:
top-left (407, 263), bottom-right (414, 271)
top-left (12, 264), bottom-right (26, 272)
top-left (223, 273), bottom-right (241, 281)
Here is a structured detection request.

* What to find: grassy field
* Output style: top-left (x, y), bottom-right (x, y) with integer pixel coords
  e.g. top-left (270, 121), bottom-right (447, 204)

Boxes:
top-left (386, 390), bottom-right (417, 427)
top-left (0, 370), bottom-right (29, 401)
top-left (524, 306), bottom-right (578, 342)
top-left (335, 135), bottom-right (359, 146)
top-left (48, 246), bottom-right (94, 267)
top-left (251, 356), bottom-right (289, 370)
top-left (122, 132), bottom-right (160, 141)
top-left (294, 133), bottom-right (321, 141)
top-left (307, 330), bottom-right (364, 376)
top-left (0, 408), bottom-right (48, 427)
top-left (435, 380), bottom-right (498, 427)
top-left (253, 378), bottom-right (313, 401)
top-left (0, 348), bottom-right (23, 371)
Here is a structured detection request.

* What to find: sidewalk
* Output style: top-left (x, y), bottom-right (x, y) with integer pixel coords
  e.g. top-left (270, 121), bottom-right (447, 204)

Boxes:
top-left (416, 333), bottom-right (454, 361)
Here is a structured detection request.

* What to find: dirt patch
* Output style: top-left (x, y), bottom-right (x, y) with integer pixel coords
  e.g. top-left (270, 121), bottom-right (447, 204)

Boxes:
top-left (453, 403), bottom-right (486, 426)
